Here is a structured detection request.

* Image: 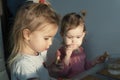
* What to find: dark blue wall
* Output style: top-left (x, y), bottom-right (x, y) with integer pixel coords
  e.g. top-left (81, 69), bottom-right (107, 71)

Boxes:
top-left (50, 0), bottom-right (120, 59)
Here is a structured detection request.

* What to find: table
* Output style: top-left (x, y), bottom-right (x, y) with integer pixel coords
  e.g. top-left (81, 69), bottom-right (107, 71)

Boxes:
top-left (72, 63), bottom-right (120, 80)
top-left (96, 68), bottom-right (120, 80)
top-left (80, 75), bottom-right (102, 80)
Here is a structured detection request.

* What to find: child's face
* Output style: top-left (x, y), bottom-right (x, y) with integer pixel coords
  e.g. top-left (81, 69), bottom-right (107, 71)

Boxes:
top-left (64, 25), bottom-right (85, 50)
top-left (25, 24), bottom-right (58, 53)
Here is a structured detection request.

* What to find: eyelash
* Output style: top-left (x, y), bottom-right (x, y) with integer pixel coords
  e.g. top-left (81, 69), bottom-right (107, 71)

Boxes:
top-left (77, 37), bottom-right (81, 38)
top-left (67, 37), bottom-right (72, 39)
top-left (67, 36), bottom-right (81, 39)
top-left (44, 38), bottom-right (49, 40)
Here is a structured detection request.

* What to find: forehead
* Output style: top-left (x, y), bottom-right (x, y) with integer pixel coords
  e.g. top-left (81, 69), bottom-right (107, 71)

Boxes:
top-left (66, 25), bottom-right (84, 35)
top-left (36, 23), bottom-right (58, 36)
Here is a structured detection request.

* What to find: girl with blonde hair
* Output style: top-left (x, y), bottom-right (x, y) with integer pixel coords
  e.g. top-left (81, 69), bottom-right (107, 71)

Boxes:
top-left (8, 2), bottom-right (60, 80)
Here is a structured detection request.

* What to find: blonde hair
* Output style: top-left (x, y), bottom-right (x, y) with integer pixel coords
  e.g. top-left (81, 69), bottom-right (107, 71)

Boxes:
top-left (8, 3), bottom-right (60, 68)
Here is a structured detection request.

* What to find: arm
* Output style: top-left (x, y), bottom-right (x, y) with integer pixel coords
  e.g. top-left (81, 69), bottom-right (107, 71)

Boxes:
top-left (63, 45), bottom-right (75, 66)
top-left (47, 49), bottom-right (72, 78)
top-left (85, 52), bottom-right (109, 70)
top-left (92, 51), bottom-right (109, 65)
top-left (47, 50), bottom-right (64, 78)
top-left (84, 60), bottom-right (95, 70)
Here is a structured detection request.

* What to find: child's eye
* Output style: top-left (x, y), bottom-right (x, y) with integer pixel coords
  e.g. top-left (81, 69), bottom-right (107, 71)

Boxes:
top-left (67, 36), bottom-right (72, 39)
top-left (44, 38), bottom-right (49, 40)
top-left (77, 36), bottom-right (81, 38)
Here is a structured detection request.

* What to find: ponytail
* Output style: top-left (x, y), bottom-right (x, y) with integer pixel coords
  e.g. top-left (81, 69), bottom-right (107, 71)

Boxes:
top-left (80, 10), bottom-right (86, 21)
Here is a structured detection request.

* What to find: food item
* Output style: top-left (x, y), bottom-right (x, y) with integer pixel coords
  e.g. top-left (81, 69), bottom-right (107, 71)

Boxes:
top-left (56, 52), bottom-right (61, 64)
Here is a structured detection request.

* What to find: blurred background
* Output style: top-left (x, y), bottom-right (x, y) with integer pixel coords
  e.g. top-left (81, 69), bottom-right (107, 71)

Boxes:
top-left (49, 0), bottom-right (120, 60)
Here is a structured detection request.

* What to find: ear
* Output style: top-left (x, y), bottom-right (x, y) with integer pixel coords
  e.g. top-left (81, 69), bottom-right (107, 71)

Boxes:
top-left (82, 32), bottom-right (86, 38)
top-left (23, 29), bottom-right (31, 40)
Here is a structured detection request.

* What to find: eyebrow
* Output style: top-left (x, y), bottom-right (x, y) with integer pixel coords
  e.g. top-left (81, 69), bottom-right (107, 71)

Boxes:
top-left (66, 34), bottom-right (82, 37)
top-left (44, 35), bottom-right (53, 37)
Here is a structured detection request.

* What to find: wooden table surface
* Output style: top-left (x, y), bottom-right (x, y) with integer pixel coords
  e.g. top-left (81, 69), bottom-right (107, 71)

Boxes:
top-left (97, 68), bottom-right (120, 80)
top-left (72, 63), bottom-right (120, 80)
top-left (81, 75), bottom-right (102, 80)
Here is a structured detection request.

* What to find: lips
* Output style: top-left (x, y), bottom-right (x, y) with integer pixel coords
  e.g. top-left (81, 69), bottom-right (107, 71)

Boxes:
top-left (45, 48), bottom-right (48, 50)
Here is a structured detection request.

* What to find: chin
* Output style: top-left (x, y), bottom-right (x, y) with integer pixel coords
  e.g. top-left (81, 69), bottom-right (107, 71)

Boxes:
top-left (41, 50), bottom-right (46, 52)
top-left (74, 48), bottom-right (79, 50)
top-left (38, 50), bottom-right (44, 52)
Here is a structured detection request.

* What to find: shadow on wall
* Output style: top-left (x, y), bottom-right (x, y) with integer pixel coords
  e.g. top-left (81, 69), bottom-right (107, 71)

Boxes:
top-left (0, 0), bottom-right (9, 80)
top-left (0, 17), bottom-right (9, 80)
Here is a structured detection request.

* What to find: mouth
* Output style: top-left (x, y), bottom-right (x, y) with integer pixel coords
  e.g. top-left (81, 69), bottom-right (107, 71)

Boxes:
top-left (45, 48), bottom-right (49, 50)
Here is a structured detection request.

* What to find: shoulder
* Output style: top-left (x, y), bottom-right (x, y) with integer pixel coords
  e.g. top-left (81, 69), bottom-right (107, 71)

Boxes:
top-left (12, 56), bottom-right (34, 70)
top-left (12, 54), bottom-right (40, 71)
top-left (11, 55), bottom-right (39, 79)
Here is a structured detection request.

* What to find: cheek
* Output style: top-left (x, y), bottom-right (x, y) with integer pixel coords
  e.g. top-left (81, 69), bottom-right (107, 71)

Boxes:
top-left (77, 39), bottom-right (83, 46)
top-left (37, 41), bottom-right (46, 51)
top-left (65, 38), bottom-right (72, 45)
top-left (31, 38), bottom-right (45, 51)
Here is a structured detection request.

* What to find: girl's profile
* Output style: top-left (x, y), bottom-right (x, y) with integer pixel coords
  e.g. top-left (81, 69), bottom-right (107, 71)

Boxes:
top-left (8, 2), bottom-right (60, 80)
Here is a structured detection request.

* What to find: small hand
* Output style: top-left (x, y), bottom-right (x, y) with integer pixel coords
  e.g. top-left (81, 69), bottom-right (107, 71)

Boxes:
top-left (96, 51), bottom-right (109, 64)
top-left (65, 45), bottom-right (76, 56)
top-left (96, 56), bottom-right (106, 63)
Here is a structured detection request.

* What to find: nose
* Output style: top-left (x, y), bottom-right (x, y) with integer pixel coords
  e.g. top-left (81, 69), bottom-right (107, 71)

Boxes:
top-left (48, 38), bottom-right (53, 46)
top-left (72, 38), bottom-right (77, 43)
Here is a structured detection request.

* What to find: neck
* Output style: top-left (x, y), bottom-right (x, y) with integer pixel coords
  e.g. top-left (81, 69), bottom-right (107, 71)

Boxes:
top-left (21, 44), bottom-right (39, 56)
